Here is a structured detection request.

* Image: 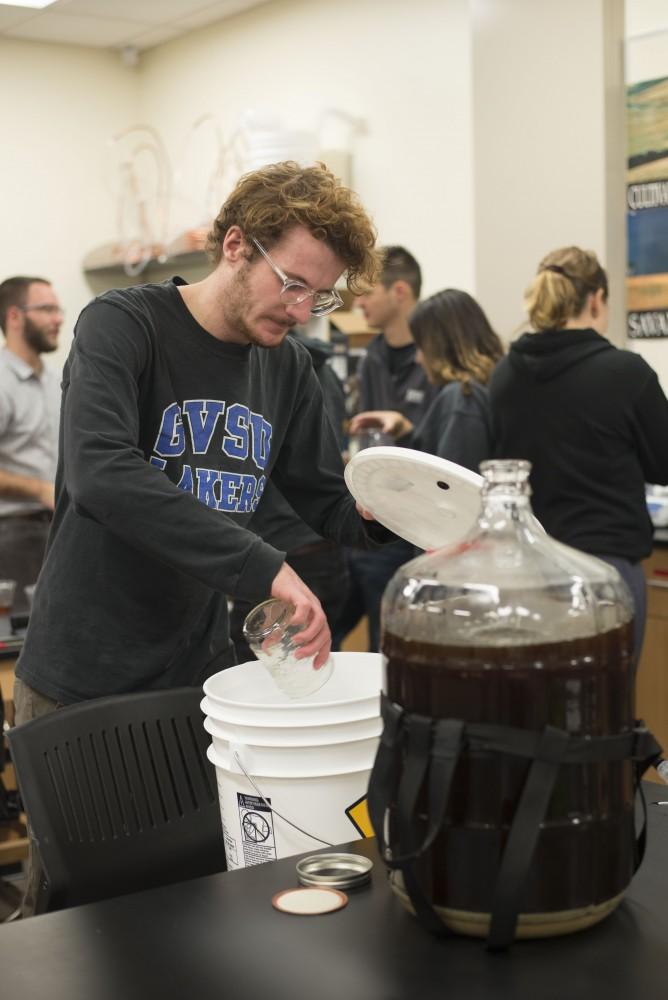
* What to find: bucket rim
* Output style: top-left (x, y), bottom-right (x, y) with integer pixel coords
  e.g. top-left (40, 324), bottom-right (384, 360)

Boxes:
top-left (202, 652), bottom-right (382, 711)
top-left (201, 686), bottom-right (381, 712)
top-left (206, 742), bottom-right (375, 779)
top-left (200, 694), bottom-right (381, 726)
top-left (202, 713), bottom-right (382, 749)
top-left (203, 715), bottom-right (383, 748)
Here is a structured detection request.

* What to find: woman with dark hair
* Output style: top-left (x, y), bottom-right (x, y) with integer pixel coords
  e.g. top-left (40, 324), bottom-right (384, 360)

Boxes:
top-left (349, 288), bottom-right (503, 472)
top-left (489, 245), bottom-right (668, 665)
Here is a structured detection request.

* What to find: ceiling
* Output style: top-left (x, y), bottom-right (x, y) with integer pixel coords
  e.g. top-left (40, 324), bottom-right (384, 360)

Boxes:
top-left (0, 0), bottom-right (273, 53)
top-left (1, 1), bottom-right (666, 56)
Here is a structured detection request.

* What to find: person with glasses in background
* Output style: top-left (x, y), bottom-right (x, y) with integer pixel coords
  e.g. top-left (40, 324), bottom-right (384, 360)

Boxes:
top-left (332, 247), bottom-right (438, 653)
top-left (0, 277), bottom-right (63, 612)
top-left (13, 159), bottom-right (390, 766)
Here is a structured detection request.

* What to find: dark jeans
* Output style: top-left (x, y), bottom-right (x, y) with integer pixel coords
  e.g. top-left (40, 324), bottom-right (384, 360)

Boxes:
top-left (230, 541), bottom-right (350, 664)
top-left (595, 555), bottom-right (647, 670)
top-left (0, 515), bottom-right (51, 614)
top-left (12, 677), bottom-right (64, 917)
top-left (331, 540), bottom-right (416, 653)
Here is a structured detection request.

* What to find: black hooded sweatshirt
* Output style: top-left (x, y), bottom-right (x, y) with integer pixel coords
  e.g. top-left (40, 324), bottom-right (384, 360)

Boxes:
top-left (488, 328), bottom-right (668, 561)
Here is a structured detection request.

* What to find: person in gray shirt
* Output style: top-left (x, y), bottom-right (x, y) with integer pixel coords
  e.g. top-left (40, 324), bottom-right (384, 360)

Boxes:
top-left (0, 276), bottom-right (63, 610)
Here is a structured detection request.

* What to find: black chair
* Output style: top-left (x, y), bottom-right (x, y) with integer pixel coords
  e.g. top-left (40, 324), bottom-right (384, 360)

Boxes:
top-left (8, 686), bottom-right (226, 913)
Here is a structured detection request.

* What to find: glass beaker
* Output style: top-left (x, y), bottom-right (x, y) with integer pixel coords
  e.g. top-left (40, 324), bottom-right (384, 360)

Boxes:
top-left (242, 598), bottom-right (334, 699)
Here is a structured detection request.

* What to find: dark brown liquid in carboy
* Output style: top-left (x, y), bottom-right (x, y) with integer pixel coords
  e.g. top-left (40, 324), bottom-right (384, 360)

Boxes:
top-left (383, 621), bottom-right (635, 914)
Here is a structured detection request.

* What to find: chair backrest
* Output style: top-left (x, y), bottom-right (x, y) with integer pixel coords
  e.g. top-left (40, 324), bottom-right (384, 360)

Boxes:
top-left (8, 686), bottom-right (226, 913)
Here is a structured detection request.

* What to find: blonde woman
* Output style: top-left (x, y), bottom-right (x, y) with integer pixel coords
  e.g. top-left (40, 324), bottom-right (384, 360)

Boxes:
top-left (489, 245), bottom-right (668, 664)
top-left (349, 288), bottom-right (503, 472)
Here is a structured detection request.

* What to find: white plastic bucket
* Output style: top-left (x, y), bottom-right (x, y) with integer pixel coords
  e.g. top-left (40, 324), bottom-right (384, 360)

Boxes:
top-left (203, 711), bottom-right (382, 749)
top-left (202, 652), bottom-right (382, 869)
top-left (203, 651), bottom-right (381, 726)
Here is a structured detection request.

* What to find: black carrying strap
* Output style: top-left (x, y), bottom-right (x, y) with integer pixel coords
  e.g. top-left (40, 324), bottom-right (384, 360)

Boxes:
top-left (367, 697), bottom-right (404, 861)
top-left (631, 725), bottom-right (663, 871)
top-left (369, 698), bottom-right (466, 868)
top-left (396, 715), bottom-right (433, 859)
top-left (487, 725), bottom-right (569, 951)
top-left (368, 695), bottom-right (663, 951)
top-left (395, 715), bottom-right (446, 936)
top-left (367, 699), bottom-right (465, 936)
top-left (463, 720), bottom-right (662, 765)
top-left (398, 717), bottom-right (465, 936)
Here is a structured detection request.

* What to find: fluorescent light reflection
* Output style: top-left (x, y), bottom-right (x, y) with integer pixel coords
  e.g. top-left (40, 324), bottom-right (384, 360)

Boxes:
top-left (1, 1), bottom-right (57, 8)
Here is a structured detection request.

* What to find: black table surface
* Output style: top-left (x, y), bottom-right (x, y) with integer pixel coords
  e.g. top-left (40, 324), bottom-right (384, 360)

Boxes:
top-left (3, 784), bottom-right (668, 1000)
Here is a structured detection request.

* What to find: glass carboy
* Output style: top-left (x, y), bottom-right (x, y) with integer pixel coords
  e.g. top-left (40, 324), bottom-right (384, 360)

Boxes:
top-left (371, 459), bottom-right (657, 948)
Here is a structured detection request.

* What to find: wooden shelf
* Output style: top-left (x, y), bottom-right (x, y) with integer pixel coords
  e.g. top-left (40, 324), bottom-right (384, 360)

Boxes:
top-left (0, 656), bottom-right (29, 870)
top-left (0, 820), bottom-right (28, 868)
top-left (329, 311), bottom-right (378, 349)
top-left (83, 246), bottom-right (208, 276)
top-left (82, 228), bottom-right (210, 276)
top-left (637, 547), bottom-right (668, 782)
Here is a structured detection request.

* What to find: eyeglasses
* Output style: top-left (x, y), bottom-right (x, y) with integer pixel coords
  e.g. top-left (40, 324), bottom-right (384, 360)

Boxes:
top-left (251, 238), bottom-right (343, 317)
top-left (20, 304), bottom-right (65, 318)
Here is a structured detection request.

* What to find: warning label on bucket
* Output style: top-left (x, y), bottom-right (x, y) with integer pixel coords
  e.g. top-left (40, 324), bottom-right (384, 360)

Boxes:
top-left (238, 792), bottom-right (277, 866)
top-left (346, 795), bottom-right (373, 838)
top-left (221, 815), bottom-right (239, 869)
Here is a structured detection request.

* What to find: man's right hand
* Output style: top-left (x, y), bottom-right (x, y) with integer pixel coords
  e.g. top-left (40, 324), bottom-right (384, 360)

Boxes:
top-left (270, 562), bottom-right (331, 669)
top-left (348, 410), bottom-right (413, 438)
top-left (0, 471), bottom-right (55, 511)
top-left (36, 481), bottom-right (55, 511)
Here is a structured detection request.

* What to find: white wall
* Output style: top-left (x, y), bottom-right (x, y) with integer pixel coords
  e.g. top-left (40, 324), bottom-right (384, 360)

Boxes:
top-left (472, 0), bottom-right (626, 343)
top-left (0, 39), bottom-right (137, 369)
top-left (137, 0), bottom-right (475, 300)
top-left (0, 0), bottom-right (637, 371)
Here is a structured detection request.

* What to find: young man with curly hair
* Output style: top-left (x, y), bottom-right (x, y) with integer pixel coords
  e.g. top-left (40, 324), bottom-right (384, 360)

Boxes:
top-left (14, 162), bottom-right (386, 721)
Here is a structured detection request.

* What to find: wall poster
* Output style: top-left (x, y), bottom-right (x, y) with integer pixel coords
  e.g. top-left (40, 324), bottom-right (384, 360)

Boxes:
top-left (627, 75), bottom-right (668, 339)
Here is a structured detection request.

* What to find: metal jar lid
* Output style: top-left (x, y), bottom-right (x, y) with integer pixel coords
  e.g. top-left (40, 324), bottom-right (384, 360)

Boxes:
top-left (296, 853), bottom-right (373, 890)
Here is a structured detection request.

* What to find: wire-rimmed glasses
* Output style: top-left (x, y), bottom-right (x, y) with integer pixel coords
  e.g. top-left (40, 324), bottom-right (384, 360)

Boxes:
top-left (252, 237), bottom-right (343, 317)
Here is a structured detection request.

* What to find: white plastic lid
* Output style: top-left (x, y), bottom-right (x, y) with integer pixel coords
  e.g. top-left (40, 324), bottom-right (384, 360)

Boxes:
top-left (344, 446), bottom-right (483, 551)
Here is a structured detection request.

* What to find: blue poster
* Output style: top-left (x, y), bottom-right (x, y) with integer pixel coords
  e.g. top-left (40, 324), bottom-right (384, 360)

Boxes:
top-left (627, 76), bottom-right (668, 338)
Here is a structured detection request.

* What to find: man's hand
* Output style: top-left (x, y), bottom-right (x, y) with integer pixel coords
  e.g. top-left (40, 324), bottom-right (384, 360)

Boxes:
top-left (0, 471), bottom-right (55, 510)
top-left (348, 410), bottom-right (413, 438)
top-left (270, 562), bottom-right (331, 669)
top-left (356, 502), bottom-right (376, 521)
top-left (36, 481), bottom-right (55, 511)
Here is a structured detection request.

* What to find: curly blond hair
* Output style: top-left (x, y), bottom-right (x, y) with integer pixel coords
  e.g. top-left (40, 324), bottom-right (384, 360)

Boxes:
top-left (207, 161), bottom-right (380, 293)
top-left (524, 247), bottom-right (608, 331)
